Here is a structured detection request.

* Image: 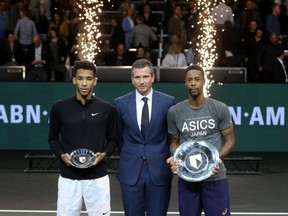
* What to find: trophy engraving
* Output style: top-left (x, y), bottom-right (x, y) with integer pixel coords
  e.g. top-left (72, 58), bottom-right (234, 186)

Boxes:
top-left (174, 140), bottom-right (219, 182)
top-left (70, 148), bottom-right (96, 168)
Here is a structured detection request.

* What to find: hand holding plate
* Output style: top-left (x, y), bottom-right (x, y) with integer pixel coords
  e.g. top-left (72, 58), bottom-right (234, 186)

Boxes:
top-left (173, 140), bottom-right (219, 182)
top-left (61, 153), bottom-right (72, 166)
top-left (70, 148), bottom-right (96, 168)
top-left (92, 152), bottom-right (107, 166)
top-left (211, 158), bottom-right (222, 176)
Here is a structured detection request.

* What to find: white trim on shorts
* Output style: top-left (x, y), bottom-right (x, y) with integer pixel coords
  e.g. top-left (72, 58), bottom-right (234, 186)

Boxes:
top-left (57, 175), bottom-right (111, 216)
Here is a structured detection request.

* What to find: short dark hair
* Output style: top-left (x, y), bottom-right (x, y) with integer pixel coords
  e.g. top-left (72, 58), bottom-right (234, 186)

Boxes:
top-left (131, 59), bottom-right (154, 76)
top-left (185, 64), bottom-right (205, 77)
top-left (73, 60), bottom-right (97, 77)
top-left (136, 14), bottom-right (144, 22)
top-left (50, 27), bottom-right (60, 37)
top-left (111, 15), bottom-right (121, 23)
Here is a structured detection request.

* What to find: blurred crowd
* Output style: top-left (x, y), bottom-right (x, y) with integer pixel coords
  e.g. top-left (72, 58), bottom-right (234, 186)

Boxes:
top-left (0, 0), bottom-right (287, 82)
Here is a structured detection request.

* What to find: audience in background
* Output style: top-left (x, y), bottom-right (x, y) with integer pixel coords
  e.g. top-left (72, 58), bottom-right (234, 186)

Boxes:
top-left (110, 15), bottom-right (125, 50)
top-left (131, 44), bottom-right (151, 63)
top-left (0, 1), bottom-right (8, 40)
top-left (0, 32), bottom-right (22, 66)
top-left (244, 28), bottom-right (265, 82)
top-left (48, 27), bottom-right (67, 81)
top-left (63, 8), bottom-right (71, 26)
top-left (0, 0), bottom-right (287, 83)
top-left (40, 0), bottom-right (52, 22)
top-left (105, 43), bottom-right (131, 66)
top-left (163, 0), bottom-right (176, 34)
top-left (266, 4), bottom-right (281, 37)
top-left (243, 20), bottom-right (260, 42)
top-left (67, 12), bottom-right (84, 66)
top-left (162, 43), bottom-right (187, 67)
top-left (122, 6), bottom-right (134, 49)
top-left (211, 0), bottom-right (234, 33)
top-left (48, 10), bottom-right (69, 46)
top-left (183, 0), bottom-right (199, 44)
top-left (167, 6), bottom-right (185, 40)
top-left (271, 46), bottom-right (288, 82)
top-left (257, 32), bottom-right (284, 82)
top-left (128, 14), bottom-right (157, 52)
top-left (186, 41), bottom-right (200, 65)
top-left (14, 8), bottom-right (37, 58)
top-left (222, 20), bottom-right (244, 67)
top-left (236, 0), bottom-right (262, 33)
top-left (186, 46), bottom-right (195, 66)
top-left (142, 4), bottom-right (159, 34)
top-left (211, 0), bottom-right (234, 66)
top-left (28, 0), bottom-right (40, 24)
top-left (278, 4), bottom-right (288, 36)
top-left (35, 1), bottom-right (50, 36)
top-left (136, 0), bottom-right (150, 15)
top-left (118, 0), bottom-right (135, 19)
top-left (8, 0), bottom-right (33, 33)
top-left (25, 34), bottom-right (51, 81)
top-left (162, 33), bottom-right (184, 60)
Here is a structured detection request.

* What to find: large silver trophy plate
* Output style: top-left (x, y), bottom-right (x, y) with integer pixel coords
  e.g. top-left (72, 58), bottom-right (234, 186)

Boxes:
top-left (70, 148), bottom-right (96, 168)
top-left (173, 140), bottom-right (219, 182)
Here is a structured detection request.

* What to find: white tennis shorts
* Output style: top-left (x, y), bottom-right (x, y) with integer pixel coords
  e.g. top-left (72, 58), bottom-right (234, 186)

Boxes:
top-left (57, 175), bottom-right (111, 216)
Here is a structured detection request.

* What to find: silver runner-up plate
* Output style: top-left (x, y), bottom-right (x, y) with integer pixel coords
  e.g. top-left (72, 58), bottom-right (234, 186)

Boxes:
top-left (173, 140), bottom-right (219, 182)
top-left (70, 148), bottom-right (96, 168)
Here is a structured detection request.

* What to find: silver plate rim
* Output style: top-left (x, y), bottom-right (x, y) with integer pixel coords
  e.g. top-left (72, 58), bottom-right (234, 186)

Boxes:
top-left (173, 140), bottom-right (219, 182)
top-left (70, 148), bottom-right (96, 169)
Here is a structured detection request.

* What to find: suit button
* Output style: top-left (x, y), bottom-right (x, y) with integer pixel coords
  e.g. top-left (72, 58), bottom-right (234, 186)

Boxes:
top-left (141, 156), bottom-right (147, 165)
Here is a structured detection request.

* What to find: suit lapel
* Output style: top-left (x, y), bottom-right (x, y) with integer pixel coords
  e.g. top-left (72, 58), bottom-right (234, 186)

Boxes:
top-left (128, 91), bottom-right (161, 141)
top-left (127, 92), bottom-right (142, 136)
top-left (146, 91), bottom-right (160, 138)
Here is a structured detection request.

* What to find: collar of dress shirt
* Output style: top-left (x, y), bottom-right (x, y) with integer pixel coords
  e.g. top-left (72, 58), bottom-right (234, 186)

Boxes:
top-left (135, 88), bottom-right (153, 103)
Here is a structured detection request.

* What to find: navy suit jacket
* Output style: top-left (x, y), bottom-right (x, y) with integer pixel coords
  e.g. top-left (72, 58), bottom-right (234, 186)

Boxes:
top-left (272, 58), bottom-right (287, 83)
top-left (114, 90), bottom-right (175, 186)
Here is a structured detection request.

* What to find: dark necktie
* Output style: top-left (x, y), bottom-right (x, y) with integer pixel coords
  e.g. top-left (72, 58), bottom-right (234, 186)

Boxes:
top-left (141, 97), bottom-right (149, 138)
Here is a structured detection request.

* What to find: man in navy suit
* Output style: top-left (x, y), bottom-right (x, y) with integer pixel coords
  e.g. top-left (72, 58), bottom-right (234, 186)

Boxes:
top-left (114, 59), bottom-right (175, 216)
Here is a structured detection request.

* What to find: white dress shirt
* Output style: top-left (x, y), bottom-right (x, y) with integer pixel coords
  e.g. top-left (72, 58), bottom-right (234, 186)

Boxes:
top-left (135, 89), bottom-right (153, 131)
top-left (35, 44), bottom-right (42, 61)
